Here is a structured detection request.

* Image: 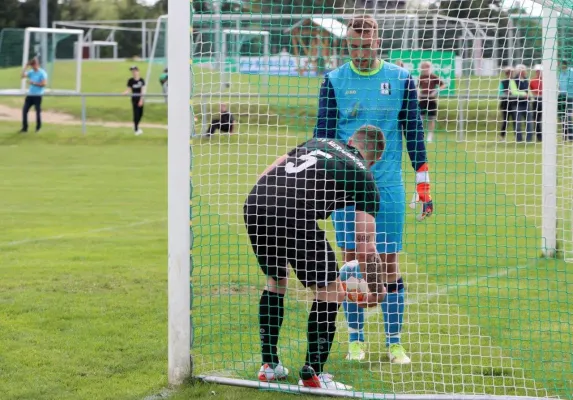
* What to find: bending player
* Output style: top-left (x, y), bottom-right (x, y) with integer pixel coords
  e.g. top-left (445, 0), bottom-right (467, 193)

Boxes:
top-left (244, 126), bottom-right (386, 390)
top-left (314, 15), bottom-right (433, 364)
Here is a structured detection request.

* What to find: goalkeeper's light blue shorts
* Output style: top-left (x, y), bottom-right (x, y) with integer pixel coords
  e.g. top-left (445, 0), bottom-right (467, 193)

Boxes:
top-left (331, 184), bottom-right (405, 254)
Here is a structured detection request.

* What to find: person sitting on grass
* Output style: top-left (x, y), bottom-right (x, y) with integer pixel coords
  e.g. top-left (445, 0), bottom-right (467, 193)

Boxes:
top-left (207, 103), bottom-right (235, 136)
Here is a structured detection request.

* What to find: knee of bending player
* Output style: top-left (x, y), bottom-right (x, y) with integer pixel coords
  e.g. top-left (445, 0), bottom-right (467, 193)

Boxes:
top-left (266, 276), bottom-right (288, 294)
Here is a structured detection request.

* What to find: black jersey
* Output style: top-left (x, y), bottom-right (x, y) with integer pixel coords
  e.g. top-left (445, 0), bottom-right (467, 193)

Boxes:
top-left (127, 78), bottom-right (145, 99)
top-left (247, 138), bottom-right (380, 222)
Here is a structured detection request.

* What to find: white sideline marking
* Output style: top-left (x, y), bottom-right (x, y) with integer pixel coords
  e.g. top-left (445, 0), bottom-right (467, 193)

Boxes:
top-left (0, 218), bottom-right (166, 248)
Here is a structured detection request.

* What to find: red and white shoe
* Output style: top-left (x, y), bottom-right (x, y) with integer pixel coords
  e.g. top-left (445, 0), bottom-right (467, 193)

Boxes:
top-left (298, 365), bottom-right (352, 390)
top-left (258, 362), bottom-right (289, 382)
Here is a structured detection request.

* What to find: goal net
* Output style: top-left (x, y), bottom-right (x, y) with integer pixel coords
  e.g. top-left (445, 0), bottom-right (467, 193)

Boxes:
top-left (0, 28), bottom-right (83, 94)
top-left (169, 0), bottom-right (573, 398)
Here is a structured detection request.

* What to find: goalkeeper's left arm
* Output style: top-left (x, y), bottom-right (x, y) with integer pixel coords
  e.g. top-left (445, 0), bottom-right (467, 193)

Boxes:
top-left (399, 75), bottom-right (433, 221)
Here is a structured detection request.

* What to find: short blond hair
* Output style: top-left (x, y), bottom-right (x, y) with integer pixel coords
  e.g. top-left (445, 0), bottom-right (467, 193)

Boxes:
top-left (347, 15), bottom-right (379, 38)
top-left (351, 125), bottom-right (385, 162)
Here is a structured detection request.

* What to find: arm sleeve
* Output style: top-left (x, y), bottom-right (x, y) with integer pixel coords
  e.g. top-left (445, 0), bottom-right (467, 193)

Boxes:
top-left (127, 79), bottom-right (132, 88)
top-left (399, 75), bottom-right (427, 171)
top-left (313, 75), bottom-right (338, 139)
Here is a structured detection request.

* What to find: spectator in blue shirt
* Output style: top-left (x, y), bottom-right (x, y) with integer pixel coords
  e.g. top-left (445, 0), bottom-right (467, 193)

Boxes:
top-left (20, 58), bottom-right (48, 133)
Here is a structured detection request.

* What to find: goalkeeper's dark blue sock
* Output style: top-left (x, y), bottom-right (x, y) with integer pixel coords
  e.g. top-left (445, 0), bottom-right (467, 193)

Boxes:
top-left (259, 290), bottom-right (285, 366)
top-left (381, 278), bottom-right (405, 347)
top-left (343, 300), bottom-right (365, 342)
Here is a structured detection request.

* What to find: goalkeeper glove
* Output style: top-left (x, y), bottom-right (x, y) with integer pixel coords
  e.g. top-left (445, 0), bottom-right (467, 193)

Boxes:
top-left (412, 163), bottom-right (433, 221)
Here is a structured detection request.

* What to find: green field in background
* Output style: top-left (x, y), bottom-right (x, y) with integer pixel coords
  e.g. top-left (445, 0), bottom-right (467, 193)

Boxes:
top-left (0, 61), bottom-right (501, 131)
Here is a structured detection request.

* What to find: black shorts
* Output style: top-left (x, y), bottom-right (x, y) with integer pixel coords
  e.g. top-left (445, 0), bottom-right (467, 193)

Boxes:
top-left (419, 99), bottom-right (438, 118)
top-left (243, 203), bottom-right (338, 288)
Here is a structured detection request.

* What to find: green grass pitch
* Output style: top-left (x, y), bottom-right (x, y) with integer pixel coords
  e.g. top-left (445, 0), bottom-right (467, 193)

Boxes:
top-left (0, 61), bottom-right (572, 399)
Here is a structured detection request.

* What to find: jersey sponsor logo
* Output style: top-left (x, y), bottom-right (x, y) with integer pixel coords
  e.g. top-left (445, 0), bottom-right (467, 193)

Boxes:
top-left (380, 82), bottom-right (391, 95)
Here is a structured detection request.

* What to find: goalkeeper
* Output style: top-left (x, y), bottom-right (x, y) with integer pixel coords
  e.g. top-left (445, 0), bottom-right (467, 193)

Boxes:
top-left (244, 127), bottom-right (386, 390)
top-left (314, 15), bottom-right (433, 364)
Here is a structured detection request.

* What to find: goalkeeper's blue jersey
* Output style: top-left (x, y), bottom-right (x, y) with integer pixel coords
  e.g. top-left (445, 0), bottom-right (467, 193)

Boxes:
top-left (314, 60), bottom-right (426, 187)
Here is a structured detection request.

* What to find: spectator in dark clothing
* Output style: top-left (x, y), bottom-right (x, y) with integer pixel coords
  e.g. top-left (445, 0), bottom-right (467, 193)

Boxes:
top-left (499, 66), bottom-right (513, 141)
top-left (530, 65), bottom-right (543, 142)
top-left (508, 64), bottom-right (531, 142)
top-left (417, 61), bottom-right (446, 143)
top-left (123, 66), bottom-right (145, 135)
top-left (207, 104), bottom-right (235, 135)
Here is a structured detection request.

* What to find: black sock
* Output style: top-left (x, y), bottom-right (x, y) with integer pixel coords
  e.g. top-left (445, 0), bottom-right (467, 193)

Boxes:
top-left (305, 300), bottom-right (339, 374)
top-left (259, 290), bottom-right (285, 366)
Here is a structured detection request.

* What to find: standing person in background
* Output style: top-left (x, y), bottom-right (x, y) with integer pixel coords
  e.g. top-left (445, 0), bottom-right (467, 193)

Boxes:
top-left (20, 58), bottom-right (48, 133)
top-left (159, 68), bottom-right (168, 103)
top-left (417, 61), bottom-right (446, 143)
top-left (529, 65), bottom-right (543, 142)
top-left (558, 60), bottom-right (573, 141)
top-left (498, 66), bottom-right (513, 141)
top-left (207, 103), bottom-right (235, 136)
top-left (123, 66), bottom-right (145, 136)
top-left (509, 64), bottom-right (531, 143)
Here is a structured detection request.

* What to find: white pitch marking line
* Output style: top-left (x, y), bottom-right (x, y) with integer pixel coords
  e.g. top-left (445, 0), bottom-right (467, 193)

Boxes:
top-left (407, 263), bottom-right (530, 305)
top-left (0, 218), bottom-right (166, 247)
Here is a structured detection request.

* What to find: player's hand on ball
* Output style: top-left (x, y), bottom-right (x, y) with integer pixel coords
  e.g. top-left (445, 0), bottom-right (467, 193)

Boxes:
top-left (339, 260), bottom-right (382, 307)
top-left (357, 290), bottom-right (386, 309)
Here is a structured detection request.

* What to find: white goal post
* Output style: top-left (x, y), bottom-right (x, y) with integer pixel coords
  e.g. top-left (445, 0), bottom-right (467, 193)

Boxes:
top-left (167, 0), bottom-right (191, 386)
top-left (20, 27), bottom-right (84, 94)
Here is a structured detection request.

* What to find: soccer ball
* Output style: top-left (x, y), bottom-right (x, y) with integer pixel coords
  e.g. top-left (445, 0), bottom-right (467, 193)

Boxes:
top-left (341, 276), bottom-right (369, 302)
top-left (339, 260), bottom-right (369, 303)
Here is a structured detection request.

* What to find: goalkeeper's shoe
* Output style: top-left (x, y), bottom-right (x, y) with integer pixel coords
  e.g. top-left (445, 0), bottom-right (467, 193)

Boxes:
top-left (345, 341), bottom-right (366, 361)
top-left (258, 362), bottom-right (289, 382)
top-left (388, 343), bottom-right (411, 365)
top-left (298, 365), bottom-right (352, 390)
